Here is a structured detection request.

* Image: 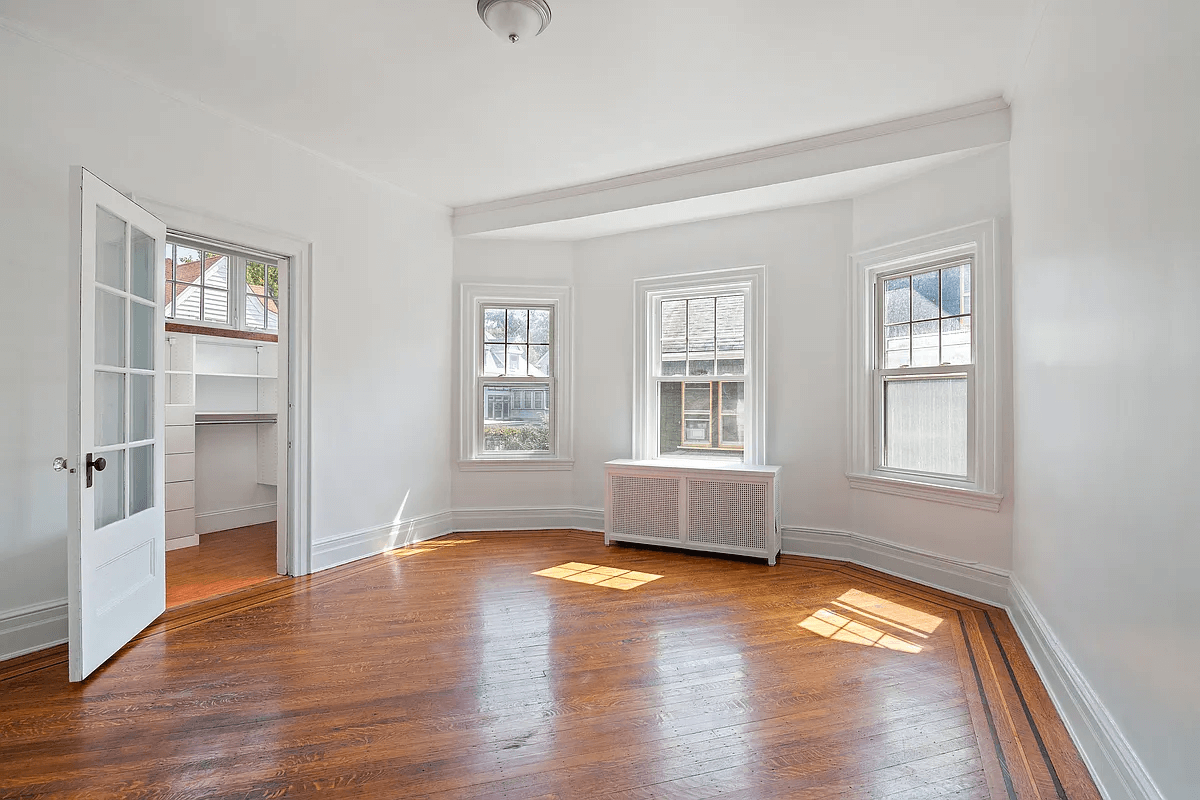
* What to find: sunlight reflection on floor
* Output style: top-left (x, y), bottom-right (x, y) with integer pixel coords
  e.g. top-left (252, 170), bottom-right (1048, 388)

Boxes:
top-left (798, 589), bottom-right (943, 654)
top-left (533, 562), bottom-right (663, 590)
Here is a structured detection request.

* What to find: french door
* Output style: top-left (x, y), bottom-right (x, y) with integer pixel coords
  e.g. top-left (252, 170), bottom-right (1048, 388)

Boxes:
top-left (66, 167), bottom-right (168, 681)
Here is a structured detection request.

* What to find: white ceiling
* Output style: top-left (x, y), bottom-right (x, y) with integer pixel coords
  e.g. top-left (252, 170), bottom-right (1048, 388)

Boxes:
top-left (0, 1), bottom-right (1033, 209)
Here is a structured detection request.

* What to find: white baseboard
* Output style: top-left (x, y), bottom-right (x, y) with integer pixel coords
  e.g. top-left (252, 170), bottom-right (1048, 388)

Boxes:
top-left (452, 505), bottom-right (604, 533)
top-left (781, 525), bottom-right (1011, 607)
top-left (0, 598), bottom-right (68, 662)
top-left (166, 535), bottom-right (200, 551)
top-left (310, 510), bottom-right (455, 572)
top-left (1008, 580), bottom-right (1164, 800)
top-left (195, 503), bottom-right (277, 535)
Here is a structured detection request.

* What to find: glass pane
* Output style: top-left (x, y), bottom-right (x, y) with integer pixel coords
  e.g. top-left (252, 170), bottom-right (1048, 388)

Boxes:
top-left (129, 444), bottom-right (154, 517)
top-left (171, 246), bottom-right (203, 320)
top-left (941, 264), bottom-right (971, 316)
top-left (719, 382), bottom-right (745, 446)
top-left (95, 288), bottom-right (126, 368)
top-left (130, 227), bottom-right (155, 301)
top-left (164, 243), bottom-right (175, 283)
top-left (884, 277), bottom-right (910, 325)
top-left (528, 309), bottom-right (551, 344)
top-left (657, 382), bottom-right (741, 462)
top-left (911, 320), bottom-right (939, 367)
top-left (484, 308), bottom-right (506, 343)
top-left (884, 324), bottom-right (910, 369)
top-left (130, 373), bottom-right (153, 442)
top-left (95, 449), bottom-right (126, 530)
top-left (95, 207), bottom-right (126, 291)
top-left (483, 382), bottom-right (551, 452)
top-left (715, 295), bottom-right (745, 375)
top-left (942, 317), bottom-right (972, 365)
top-left (529, 344), bottom-right (551, 377)
top-left (507, 309), bottom-right (528, 343)
top-left (687, 298), bottom-right (716, 353)
top-left (484, 344), bottom-right (505, 376)
top-left (884, 377), bottom-right (968, 477)
top-left (911, 270), bottom-right (939, 321)
top-left (661, 300), bottom-right (687, 353)
top-left (205, 253), bottom-right (229, 289)
top-left (95, 371), bottom-right (125, 446)
top-left (203, 288), bottom-right (228, 324)
top-left (246, 288), bottom-right (266, 329)
top-left (267, 265), bottom-right (279, 298)
top-left (130, 301), bottom-right (154, 370)
top-left (688, 357), bottom-right (714, 376)
top-left (506, 344), bottom-right (528, 376)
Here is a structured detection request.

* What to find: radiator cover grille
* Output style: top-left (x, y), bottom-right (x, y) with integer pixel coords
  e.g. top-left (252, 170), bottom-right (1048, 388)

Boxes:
top-left (610, 474), bottom-right (680, 541)
top-left (688, 479), bottom-right (768, 551)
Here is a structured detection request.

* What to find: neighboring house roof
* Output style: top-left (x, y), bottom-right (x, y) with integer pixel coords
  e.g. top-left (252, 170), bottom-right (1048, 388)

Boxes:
top-left (166, 256), bottom-right (228, 319)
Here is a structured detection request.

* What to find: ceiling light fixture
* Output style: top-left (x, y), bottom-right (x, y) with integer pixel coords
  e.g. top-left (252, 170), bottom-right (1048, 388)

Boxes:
top-left (477, 0), bottom-right (552, 44)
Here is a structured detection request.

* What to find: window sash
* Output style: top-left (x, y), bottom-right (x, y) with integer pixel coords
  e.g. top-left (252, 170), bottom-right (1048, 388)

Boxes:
top-left (165, 235), bottom-right (281, 334)
top-left (873, 369), bottom-right (975, 481)
top-left (651, 288), bottom-right (751, 380)
top-left (478, 377), bottom-right (556, 456)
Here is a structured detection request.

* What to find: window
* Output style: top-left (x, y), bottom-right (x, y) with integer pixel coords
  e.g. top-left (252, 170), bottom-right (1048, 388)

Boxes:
top-left (634, 267), bottom-right (766, 464)
top-left (849, 222), bottom-right (1003, 511)
top-left (460, 285), bottom-right (572, 469)
top-left (164, 239), bottom-right (279, 333)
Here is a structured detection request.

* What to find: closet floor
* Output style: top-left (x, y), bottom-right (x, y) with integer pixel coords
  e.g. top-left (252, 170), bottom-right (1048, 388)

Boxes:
top-left (166, 522), bottom-right (280, 609)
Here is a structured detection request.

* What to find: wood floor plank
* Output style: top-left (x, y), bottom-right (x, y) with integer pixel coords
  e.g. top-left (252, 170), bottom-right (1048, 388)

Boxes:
top-left (0, 531), bottom-right (1099, 799)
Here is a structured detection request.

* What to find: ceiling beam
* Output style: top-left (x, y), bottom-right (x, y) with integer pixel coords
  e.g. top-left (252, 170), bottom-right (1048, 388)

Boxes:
top-left (452, 98), bottom-right (1010, 238)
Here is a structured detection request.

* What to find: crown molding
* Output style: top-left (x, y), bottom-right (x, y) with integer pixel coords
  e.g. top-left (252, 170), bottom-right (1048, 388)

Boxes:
top-left (453, 98), bottom-right (1010, 237)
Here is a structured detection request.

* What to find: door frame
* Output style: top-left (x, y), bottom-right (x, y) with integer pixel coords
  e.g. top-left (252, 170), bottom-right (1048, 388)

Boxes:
top-left (132, 195), bottom-right (313, 577)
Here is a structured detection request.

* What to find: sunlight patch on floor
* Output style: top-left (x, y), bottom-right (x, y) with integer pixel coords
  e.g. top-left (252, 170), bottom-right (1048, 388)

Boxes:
top-left (391, 539), bottom-right (478, 558)
top-left (798, 589), bottom-right (943, 654)
top-left (533, 562), bottom-right (663, 590)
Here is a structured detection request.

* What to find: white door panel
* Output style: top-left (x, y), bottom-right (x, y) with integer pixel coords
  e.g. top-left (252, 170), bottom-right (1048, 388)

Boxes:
top-left (68, 167), bottom-right (167, 681)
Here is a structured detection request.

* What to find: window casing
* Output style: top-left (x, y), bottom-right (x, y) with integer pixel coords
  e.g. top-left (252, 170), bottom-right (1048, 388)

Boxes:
top-left (460, 285), bottom-right (572, 469)
top-left (164, 237), bottom-right (279, 334)
top-left (849, 221), bottom-right (1003, 511)
top-left (634, 267), bottom-right (767, 465)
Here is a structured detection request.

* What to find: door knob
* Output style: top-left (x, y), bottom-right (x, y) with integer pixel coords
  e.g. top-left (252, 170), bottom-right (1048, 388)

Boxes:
top-left (85, 453), bottom-right (107, 489)
top-left (53, 457), bottom-right (74, 473)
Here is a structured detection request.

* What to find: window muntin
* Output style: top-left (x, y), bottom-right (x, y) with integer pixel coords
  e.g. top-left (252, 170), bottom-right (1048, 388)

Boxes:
top-left (164, 240), bottom-right (279, 333)
top-left (875, 259), bottom-right (973, 480)
top-left (654, 292), bottom-right (747, 462)
top-left (479, 305), bottom-right (554, 455)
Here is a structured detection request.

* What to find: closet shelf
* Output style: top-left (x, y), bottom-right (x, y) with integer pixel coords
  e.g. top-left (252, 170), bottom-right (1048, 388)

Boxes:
top-left (194, 371), bottom-right (278, 379)
top-left (195, 412), bottom-right (277, 425)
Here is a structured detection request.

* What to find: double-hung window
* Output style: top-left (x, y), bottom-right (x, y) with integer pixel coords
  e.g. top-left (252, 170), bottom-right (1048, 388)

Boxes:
top-left (849, 222), bottom-right (1003, 510)
top-left (164, 238), bottom-right (279, 333)
top-left (634, 267), bottom-right (767, 464)
top-left (460, 285), bottom-right (573, 469)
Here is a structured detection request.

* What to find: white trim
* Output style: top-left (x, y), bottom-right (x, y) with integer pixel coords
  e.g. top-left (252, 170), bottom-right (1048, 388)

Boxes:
top-left (310, 511), bottom-right (456, 572)
top-left (781, 525), bottom-right (1011, 607)
top-left (165, 535), bottom-right (199, 551)
top-left (846, 473), bottom-right (1004, 512)
top-left (1008, 580), bottom-right (1166, 800)
top-left (194, 503), bottom-right (278, 535)
top-left (452, 99), bottom-right (1010, 236)
top-left (0, 599), bottom-right (69, 662)
top-left (848, 220), bottom-right (1004, 508)
top-left (633, 266), bottom-right (767, 464)
top-left (458, 284), bottom-right (573, 467)
top-left (453, 506), bottom-right (605, 533)
top-left (133, 195), bottom-right (313, 577)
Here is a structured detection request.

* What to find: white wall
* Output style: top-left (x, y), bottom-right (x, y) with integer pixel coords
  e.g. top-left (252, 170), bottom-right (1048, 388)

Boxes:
top-left (1009, 1), bottom-right (1199, 796)
top-left (0, 28), bottom-right (453, 646)
top-left (572, 204), bottom-right (855, 535)
top-left (851, 146), bottom-right (1014, 570)
top-left (451, 239), bottom-right (575, 512)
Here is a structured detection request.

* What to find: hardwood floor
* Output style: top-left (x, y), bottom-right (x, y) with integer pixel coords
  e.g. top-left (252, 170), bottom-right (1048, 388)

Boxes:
top-left (166, 523), bottom-right (281, 609)
top-left (0, 531), bottom-right (1100, 799)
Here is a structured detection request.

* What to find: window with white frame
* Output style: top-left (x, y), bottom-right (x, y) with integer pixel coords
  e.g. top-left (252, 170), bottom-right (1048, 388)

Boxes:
top-left (460, 285), bottom-right (572, 468)
top-left (634, 267), bottom-right (767, 464)
top-left (164, 238), bottom-right (279, 333)
top-left (849, 222), bottom-right (1003, 510)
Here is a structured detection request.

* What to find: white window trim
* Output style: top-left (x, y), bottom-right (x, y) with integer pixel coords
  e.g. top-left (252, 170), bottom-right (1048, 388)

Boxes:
top-left (165, 232), bottom-right (281, 334)
top-left (848, 220), bottom-right (1004, 512)
top-left (633, 266), bottom-right (768, 465)
top-left (459, 283), bottom-right (573, 471)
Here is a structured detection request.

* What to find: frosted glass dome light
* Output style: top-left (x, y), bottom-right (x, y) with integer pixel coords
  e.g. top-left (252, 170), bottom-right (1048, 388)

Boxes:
top-left (477, 0), bottom-right (552, 44)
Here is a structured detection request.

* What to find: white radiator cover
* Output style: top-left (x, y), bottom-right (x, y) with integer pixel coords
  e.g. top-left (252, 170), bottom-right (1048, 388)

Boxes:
top-left (604, 460), bottom-right (782, 565)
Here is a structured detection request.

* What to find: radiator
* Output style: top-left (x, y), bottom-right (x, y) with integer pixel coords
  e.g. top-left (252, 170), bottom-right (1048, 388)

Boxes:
top-left (604, 459), bottom-right (782, 565)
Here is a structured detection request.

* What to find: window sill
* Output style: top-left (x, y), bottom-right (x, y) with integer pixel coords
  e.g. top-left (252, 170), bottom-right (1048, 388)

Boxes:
top-left (458, 459), bottom-right (574, 472)
top-left (846, 472), bottom-right (1004, 512)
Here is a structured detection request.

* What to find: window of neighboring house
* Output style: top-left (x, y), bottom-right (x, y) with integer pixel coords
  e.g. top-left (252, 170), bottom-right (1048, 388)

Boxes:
top-left (634, 267), bottom-right (767, 464)
top-left (164, 239), bottom-right (279, 333)
top-left (848, 221), bottom-right (1003, 511)
top-left (460, 285), bottom-right (573, 469)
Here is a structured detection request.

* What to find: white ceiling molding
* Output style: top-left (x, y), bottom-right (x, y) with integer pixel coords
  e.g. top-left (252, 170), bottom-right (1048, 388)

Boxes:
top-left (452, 99), bottom-right (1011, 238)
